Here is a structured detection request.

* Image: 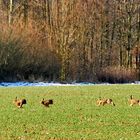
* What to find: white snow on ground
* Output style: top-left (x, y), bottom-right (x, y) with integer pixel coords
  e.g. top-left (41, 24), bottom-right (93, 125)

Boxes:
top-left (0, 81), bottom-right (139, 87)
top-left (0, 82), bottom-right (95, 87)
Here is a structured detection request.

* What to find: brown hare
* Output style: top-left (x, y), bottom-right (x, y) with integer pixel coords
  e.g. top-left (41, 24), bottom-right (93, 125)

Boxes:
top-left (96, 97), bottom-right (115, 106)
top-left (41, 98), bottom-right (53, 107)
top-left (13, 97), bottom-right (27, 108)
top-left (129, 95), bottom-right (140, 106)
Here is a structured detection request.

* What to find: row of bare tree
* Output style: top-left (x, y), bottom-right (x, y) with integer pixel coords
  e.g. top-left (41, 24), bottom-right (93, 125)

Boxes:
top-left (0, 0), bottom-right (140, 83)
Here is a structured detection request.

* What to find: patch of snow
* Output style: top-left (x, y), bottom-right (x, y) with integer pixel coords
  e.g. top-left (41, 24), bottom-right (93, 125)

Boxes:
top-left (0, 81), bottom-right (139, 87)
top-left (0, 81), bottom-right (95, 87)
top-left (135, 81), bottom-right (140, 84)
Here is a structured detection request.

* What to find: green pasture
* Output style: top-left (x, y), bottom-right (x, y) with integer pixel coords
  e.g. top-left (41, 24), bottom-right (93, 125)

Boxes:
top-left (0, 85), bottom-right (140, 140)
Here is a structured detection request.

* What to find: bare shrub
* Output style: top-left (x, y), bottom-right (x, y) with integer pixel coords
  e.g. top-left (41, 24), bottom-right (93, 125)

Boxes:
top-left (0, 22), bottom-right (60, 81)
top-left (97, 66), bottom-right (138, 83)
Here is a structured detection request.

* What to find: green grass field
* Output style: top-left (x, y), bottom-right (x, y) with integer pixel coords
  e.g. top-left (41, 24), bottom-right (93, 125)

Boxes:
top-left (0, 85), bottom-right (140, 140)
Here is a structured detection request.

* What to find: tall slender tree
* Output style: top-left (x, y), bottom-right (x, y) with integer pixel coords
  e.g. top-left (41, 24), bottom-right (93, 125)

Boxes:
top-left (9, 0), bottom-right (13, 25)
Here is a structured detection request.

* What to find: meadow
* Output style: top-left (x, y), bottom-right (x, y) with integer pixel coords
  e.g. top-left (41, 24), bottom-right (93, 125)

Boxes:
top-left (0, 85), bottom-right (140, 140)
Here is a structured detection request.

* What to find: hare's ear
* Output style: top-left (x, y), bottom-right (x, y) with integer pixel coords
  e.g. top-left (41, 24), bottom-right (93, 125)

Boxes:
top-left (130, 95), bottom-right (132, 99)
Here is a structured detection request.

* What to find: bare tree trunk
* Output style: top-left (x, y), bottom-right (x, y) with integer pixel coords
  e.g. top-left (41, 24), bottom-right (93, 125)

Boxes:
top-left (47, 0), bottom-right (51, 26)
top-left (42, 0), bottom-right (46, 21)
top-left (137, 7), bottom-right (140, 79)
top-left (9, 0), bottom-right (13, 25)
top-left (0, 0), bottom-right (1, 5)
top-left (127, 11), bottom-right (132, 68)
top-left (23, 0), bottom-right (28, 25)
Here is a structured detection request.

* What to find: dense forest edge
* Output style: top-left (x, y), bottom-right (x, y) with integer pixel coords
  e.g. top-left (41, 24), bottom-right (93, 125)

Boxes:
top-left (0, 0), bottom-right (140, 83)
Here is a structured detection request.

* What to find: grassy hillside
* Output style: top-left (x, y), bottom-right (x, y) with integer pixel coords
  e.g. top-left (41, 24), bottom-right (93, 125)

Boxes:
top-left (0, 85), bottom-right (140, 139)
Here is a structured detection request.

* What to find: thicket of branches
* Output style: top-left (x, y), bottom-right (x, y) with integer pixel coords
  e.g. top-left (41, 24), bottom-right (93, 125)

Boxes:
top-left (0, 0), bottom-right (140, 83)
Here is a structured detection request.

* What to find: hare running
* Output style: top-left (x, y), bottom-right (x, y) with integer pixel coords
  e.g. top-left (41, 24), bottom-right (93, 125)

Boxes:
top-left (13, 97), bottom-right (27, 108)
top-left (96, 97), bottom-right (115, 106)
top-left (41, 98), bottom-right (53, 107)
top-left (128, 95), bottom-right (140, 106)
